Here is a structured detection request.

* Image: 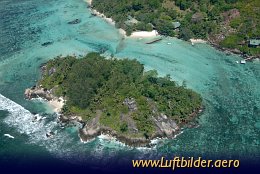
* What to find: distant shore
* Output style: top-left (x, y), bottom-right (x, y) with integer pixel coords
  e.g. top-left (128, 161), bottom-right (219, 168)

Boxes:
top-left (85, 0), bottom-right (158, 39)
top-left (85, 0), bottom-right (204, 41)
top-left (86, 0), bottom-right (259, 61)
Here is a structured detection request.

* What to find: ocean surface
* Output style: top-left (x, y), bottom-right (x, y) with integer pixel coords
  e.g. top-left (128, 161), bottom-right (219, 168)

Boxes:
top-left (0, 0), bottom-right (260, 169)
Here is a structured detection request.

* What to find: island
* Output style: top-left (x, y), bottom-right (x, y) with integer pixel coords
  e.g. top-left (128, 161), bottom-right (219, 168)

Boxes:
top-left (90, 0), bottom-right (259, 58)
top-left (25, 53), bottom-right (202, 146)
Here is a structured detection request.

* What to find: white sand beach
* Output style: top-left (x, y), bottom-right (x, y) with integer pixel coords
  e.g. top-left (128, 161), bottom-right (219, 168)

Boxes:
top-left (48, 97), bottom-right (65, 113)
top-left (92, 9), bottom-right (158, 38)
top-left (190, 38), bottom-right (207, 44)
top-left (85, 0), bottom-right (92, 5)
top-left (118, 28), bottom-right (126, 36)
top-left (129, 30), bottom-right (159, 38)
top-left (84, 0), bottom-right (159, 38)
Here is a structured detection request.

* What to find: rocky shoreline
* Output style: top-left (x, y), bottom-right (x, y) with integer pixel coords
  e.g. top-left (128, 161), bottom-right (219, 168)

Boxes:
top-left (23, 54), bottom-right (204, 147)
top-left (24, 84), bottom-right (203, 147)
top-left (190, 38), bottom-right (259, 61)
top-left (80, 109), bottom-right (201, 147)
top-left (208, 40), bottom-right (259, 61)
top-left (25, 86), bottom-right (65, 113)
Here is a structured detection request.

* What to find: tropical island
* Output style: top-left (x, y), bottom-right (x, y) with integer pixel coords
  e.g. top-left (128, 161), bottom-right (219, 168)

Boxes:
top-left (25, 53), bottom-right (202, 146)
top-left (89, 0), bottom-right (260, 57)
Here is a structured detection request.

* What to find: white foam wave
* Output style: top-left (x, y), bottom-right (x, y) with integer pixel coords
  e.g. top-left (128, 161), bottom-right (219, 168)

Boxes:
top-left (0, 94), bottom-right (126, 160)
top-left (0, 94), bottom-right (74, 157)
top-left (0, 94), bottom-right (50, 136)
top-left (0, 94), bottom-right (159, 162)
top-left (4, 134), bottom-right (15, 139)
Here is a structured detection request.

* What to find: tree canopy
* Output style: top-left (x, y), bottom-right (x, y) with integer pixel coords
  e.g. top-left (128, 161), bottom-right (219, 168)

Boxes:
top-left (40, 53), bottom-right (202, 137)
top-left (92, 0), bottom-right (260, 56)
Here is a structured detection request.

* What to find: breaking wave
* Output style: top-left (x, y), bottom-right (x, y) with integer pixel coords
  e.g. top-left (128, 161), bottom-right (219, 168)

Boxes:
top-left (0, 94), bottom-right (81, 160)
top-left (0, 94), bottom-right (156, 164)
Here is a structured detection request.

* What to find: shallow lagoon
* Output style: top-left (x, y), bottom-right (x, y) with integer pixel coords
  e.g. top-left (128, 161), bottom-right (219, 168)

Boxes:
top-left (0, 0), bottom-right (259, 166)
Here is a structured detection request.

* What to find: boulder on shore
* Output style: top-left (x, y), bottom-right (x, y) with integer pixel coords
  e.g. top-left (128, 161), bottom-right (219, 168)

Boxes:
top-left (24, 86), bottom-right (53, 100)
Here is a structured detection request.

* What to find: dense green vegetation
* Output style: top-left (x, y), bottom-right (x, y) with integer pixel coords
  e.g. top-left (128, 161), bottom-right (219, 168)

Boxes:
top-left (40, 53), bottom-right (202, 138)
top-left (92, 0), bottom-right (260, 56)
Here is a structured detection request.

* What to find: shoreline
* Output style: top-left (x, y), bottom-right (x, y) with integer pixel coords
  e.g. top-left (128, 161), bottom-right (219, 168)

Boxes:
top-left (86, 0), bottom-right (259, 60)
top-left (190, 38), bottom-right (259, 61)
top-left (25, 84), bottom-right (203, 147)
top-left (91, 9), bottom-right (116, 26)
top-left (24, 53), bottom-right (204, 147)
top-left (48, 97), bottom-right (65, 113)
top-left (79, 125), bottom-right (183, 147)
top-left (24, 86), bottom-right (65, 114)
top-left (78, 113), bottom-right (200, 147)
top-left (77, 106), bottom-right (202, 147)
top-left (129, 30), bottom-right (159, 38)
top-left (23, 1), bottom-right (205, 146)
top-left (208, 40), bottom-right (259, 61)
top-left (80, 131), bottom-right (177, 148)
top-left (190, 38), bottom-right (207, 44)
top-left (85, 0), bottom-right (158, 39)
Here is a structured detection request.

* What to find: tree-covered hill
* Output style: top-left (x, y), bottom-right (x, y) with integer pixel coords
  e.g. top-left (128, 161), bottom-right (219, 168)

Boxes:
top-left (91, 0), bottom-right (260, 56)
top-left (37, 53), bottom-right (202, 139)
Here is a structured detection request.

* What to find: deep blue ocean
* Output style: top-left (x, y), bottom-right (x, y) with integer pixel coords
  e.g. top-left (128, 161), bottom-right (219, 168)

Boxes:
top-left (0, 0), bottom-right (260, 173)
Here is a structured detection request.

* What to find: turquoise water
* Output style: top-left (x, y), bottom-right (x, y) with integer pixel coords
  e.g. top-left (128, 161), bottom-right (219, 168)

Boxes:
top-left (0, 0), bottom-right (260, 167)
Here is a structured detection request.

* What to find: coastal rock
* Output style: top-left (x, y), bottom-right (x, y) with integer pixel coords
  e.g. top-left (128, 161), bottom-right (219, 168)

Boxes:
top-left (48, 67), bottom-right (56, 75)
top-left (24, 86), bottom-right (53, 100)
top-left (79, 116), bottom-right (101, 140)
top-left (46, 131), bottom-right (55, 138)
top-left (59, 115), bottom-right (69, 123)
top-left (41, 41), bottom-right (53, 47)
top-left (67, 19), bottom-right (81, 24)
top-left (78, 111), bottom-right (181, 147)
top-left (123, 98), bottom-right (137, 111)
top-left (79, 125), bottom-right (151, 147)
top-left (152, 113), bottom-right (179, 138)
top-left (24, 85), bottom-right (65, 113)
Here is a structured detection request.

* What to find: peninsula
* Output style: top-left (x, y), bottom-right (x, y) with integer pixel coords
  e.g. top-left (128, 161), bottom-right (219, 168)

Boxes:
top-left (25, 53), bottom-right (202, 146)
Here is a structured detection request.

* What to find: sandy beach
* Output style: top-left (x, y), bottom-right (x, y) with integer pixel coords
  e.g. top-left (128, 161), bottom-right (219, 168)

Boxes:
top-left (190, 38), bottom-right (207, 44)
top-left (129, 30), bottom-right (158, 38)
top-left (85, 0), bottom-right (92, 5)
top-left (118, 28), bottom-right (126, 36)
top-left (85, 0), bottom-right (158, 38)
top-left (48, 97), bottom-right (65, 113)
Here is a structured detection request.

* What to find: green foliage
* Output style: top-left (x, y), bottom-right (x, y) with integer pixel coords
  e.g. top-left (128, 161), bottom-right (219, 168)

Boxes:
top-left (135, 22), bottom-right (153, 31)
top-left (41, 53), bottom-right (202, 137)
top-left (40, 56), bottom-right (77, 93)
top-left (155, 19), bottom-right (175, 36)
top-left (120, 122), bottom-right (128, 132)
top-left (220, 34), bottom-right (244, 48)
top-left (179, 27), bottom-right (194, 41)
top-left (92, 0), bottom-right (260, 56)
top-left (175, 0), bottom-right (192, 10)
top-left (230, 17), bottom-right (241, 29)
